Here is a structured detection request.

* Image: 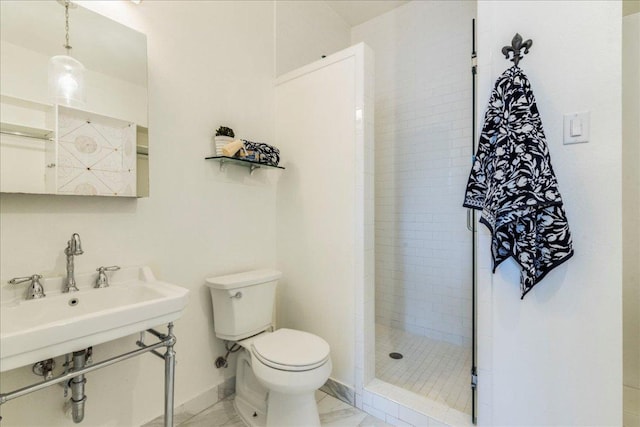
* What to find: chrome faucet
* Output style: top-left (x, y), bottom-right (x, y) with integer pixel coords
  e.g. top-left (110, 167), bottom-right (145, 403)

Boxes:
top-left (64, 233), bottom-right (83, 292)
top-left (9, 274), bottom-right (46, 299)
top-left (95, 266), bottom-right (120, 288)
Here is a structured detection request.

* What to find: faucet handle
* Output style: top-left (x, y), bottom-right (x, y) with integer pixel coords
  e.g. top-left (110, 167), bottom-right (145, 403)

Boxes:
top-left (9, 274), bottom-right (45, 299)
top-left (9, 274), bottom-right (42, 285)
top-left (95, 266), bottom-right (120, 288)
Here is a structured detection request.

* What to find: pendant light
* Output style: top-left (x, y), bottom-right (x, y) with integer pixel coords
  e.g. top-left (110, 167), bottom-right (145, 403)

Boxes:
top-left (48, 0), bottom-right (86, 107)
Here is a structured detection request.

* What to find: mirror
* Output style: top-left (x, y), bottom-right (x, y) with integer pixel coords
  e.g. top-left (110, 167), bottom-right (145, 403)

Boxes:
top-left (0, 1), bottom-right (149, 197)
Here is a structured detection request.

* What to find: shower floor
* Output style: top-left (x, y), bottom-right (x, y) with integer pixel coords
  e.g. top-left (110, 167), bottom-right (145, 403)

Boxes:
top-left (375, 324), bottom-right (472, 414)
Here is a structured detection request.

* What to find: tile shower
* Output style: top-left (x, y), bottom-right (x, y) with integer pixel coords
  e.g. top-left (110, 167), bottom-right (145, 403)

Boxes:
top-left (351, 0), bottom-right (476, 417)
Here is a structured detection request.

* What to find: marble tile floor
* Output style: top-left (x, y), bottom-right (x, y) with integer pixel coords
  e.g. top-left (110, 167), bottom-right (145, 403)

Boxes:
top-left (144, 391), bottom-right (392, 427)
top-left (376, 324), bottom-right (472, 415)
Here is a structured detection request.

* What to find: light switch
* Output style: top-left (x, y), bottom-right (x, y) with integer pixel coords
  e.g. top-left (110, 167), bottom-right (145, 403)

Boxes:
top-left (564, 112), bottom-right (590, 144)
top-left (570, 118), bottom-right (582, 137)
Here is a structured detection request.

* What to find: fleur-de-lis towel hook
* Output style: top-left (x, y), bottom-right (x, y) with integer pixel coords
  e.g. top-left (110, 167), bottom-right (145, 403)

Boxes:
top-left (502, 33), bottom-right (533, 67)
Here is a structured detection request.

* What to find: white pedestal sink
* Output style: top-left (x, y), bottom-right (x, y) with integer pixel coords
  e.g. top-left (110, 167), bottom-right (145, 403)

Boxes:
top-left (0, 266), bottom-right (189, 372)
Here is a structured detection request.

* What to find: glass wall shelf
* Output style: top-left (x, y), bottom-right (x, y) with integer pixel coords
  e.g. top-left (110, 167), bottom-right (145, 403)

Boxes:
top-left (205, 155), bottom-right (285, 174)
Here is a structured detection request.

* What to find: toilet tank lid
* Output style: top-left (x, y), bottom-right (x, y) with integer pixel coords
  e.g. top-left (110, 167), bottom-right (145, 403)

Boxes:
top-left (205, 269), bottom-right (282, 290)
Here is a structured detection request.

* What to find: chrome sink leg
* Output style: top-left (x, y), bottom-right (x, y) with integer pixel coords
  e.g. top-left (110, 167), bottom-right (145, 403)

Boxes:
top-left (164, 323), bottom-right (176, 427)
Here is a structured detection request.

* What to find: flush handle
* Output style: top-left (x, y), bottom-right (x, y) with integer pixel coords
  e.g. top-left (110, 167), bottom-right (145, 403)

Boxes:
top-left (230, 291), bottom-right (242, 299)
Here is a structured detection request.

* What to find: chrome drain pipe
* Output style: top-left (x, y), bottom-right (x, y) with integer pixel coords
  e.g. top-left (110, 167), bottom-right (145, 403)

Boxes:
top-left (70, 350), bottom-right (87, 423)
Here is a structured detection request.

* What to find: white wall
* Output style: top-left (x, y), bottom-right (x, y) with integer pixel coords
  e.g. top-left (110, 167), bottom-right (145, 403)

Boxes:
top-left (0, 1), bottom-right (278, 425)
top-left (352, 0), bottom-right (475, 345)
top-left (275, 1), bottom-right (350, 77)
top-left (274, 44), bottom-right (373, 389)
top-left (623, 11), bottom-right (640, 426)
top-left (475, 1), bottom-right (622, 425)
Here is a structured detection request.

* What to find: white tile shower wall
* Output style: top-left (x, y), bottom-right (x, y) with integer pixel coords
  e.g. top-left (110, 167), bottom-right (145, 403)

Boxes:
top-left (352, 1), bottom-right (476, 345)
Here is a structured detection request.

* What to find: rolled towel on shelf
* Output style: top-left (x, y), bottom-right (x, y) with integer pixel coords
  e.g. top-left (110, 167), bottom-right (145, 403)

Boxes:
top-left (243, 140), bottom-right (280, 166)
top-left (221, 139), bottom-right (244, 157)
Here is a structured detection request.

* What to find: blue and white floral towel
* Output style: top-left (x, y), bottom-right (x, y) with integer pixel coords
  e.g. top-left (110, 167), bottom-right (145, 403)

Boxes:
top-left (242, 140), bottom-right (280, 166)
top-left (463, 66), bottom-right (573, 299)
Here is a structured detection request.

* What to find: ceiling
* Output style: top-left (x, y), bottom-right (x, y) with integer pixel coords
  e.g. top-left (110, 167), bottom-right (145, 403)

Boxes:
top-left (324, 1), bottom-right (409, 27)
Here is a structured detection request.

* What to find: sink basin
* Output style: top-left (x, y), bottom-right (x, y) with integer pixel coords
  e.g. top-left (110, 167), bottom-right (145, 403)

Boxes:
top-left (0, 266), bottom-right (189, 372)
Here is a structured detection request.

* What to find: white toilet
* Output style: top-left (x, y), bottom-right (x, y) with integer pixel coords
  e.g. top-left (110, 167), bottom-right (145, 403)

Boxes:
top-left (206, 269), bottom-right (332, 427)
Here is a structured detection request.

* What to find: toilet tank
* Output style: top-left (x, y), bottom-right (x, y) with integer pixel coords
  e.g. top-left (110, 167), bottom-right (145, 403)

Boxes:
top-left (205, 269), bottom-right (281, 341)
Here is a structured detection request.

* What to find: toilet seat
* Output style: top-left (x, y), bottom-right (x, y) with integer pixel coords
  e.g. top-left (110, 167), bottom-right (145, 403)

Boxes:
top-left (251, 328), bottom-right (330, 372)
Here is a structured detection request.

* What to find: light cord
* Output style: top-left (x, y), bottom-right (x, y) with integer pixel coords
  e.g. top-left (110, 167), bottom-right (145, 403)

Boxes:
top-left (64, 0), bottom-right (71, 53)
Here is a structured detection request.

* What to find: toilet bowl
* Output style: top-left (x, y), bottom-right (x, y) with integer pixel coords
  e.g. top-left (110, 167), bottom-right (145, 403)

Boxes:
top-left (206, 270), bottom-right (332, 427)
top-left (235, 328), bottom-right (331, 427)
